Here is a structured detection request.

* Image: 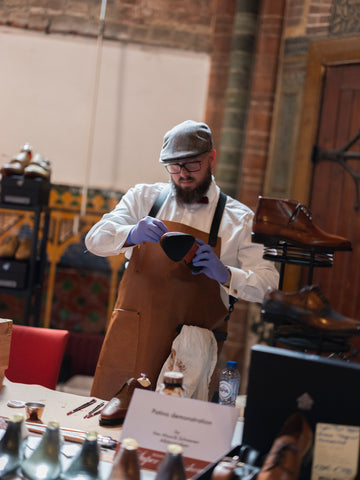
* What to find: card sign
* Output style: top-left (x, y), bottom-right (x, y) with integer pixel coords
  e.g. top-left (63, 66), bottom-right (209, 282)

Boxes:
top-left (311, 423), bottom-right (360, 480)
top-left (120, 389), bottom-right (239, 476)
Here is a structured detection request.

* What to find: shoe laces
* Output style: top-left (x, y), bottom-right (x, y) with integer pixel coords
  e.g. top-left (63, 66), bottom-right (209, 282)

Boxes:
top-left (290, 203), bottom-right (312, 223)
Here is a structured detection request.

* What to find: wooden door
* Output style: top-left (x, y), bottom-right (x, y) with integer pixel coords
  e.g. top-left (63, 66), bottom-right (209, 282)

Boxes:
top-left (309, 64), bottom-right (360, 323)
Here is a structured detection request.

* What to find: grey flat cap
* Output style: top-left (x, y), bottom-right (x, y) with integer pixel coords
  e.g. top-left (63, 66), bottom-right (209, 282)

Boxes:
top-left (159, 120), bottom-right (213, 163)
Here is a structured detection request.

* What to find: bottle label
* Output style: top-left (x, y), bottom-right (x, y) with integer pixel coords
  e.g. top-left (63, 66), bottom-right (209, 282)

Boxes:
top-left (219, 380), bottom-right (233, 401)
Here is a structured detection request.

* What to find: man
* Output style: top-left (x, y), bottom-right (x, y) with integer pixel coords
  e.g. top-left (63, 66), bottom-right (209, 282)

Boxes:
top-left (85, 120), bottom-right (279, 401)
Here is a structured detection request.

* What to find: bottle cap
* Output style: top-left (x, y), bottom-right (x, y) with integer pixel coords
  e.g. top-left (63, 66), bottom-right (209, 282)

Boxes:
top-left (226, 360), bottom-right (237, 369)
top-left (163, 371), bottom-right (184, 385)
top-left (122, 438), bottom-right (138, 450)
top-left (168, 444), bottom-right (183, 454)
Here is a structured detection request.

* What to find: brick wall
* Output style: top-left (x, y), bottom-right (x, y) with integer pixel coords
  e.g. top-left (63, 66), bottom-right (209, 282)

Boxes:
top-left (0, 0), bottom-right (214, 52)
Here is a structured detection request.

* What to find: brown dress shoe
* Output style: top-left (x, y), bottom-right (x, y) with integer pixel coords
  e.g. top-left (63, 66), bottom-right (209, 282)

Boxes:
top-left (262, 285), bottom-right (360, 336)
top-left (24, 154), bottom-right (51, 180)
top-left (0, 235), bottom-right (20, 258)
top-left (257, 413), bottom-right (313, 480)
top-left (100, 373), bottom-right (151, 426)
top-left (1, 152), bottom-right (31, 176)
top-left (252, 196), bottom-right (352, 251)
top-left (15, 237), bottom-right (32, 260)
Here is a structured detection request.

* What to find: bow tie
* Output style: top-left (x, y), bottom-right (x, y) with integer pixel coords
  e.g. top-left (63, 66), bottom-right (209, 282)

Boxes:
top-left (197, 197), bottom-right (209, 204)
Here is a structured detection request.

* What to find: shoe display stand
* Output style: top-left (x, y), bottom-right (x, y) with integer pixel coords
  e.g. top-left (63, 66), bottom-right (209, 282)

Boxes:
top-left (260, 241), bottom-right (351, 355)
top-left (0, 202), bottom-right (50, 327)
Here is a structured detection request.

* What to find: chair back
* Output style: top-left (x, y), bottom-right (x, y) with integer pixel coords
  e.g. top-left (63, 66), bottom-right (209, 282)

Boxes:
top-left (5, 324), bottom-right (69, 390)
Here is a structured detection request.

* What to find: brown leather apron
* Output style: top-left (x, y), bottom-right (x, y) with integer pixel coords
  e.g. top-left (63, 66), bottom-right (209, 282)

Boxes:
top-left (91, 220), bottom-right (228, 400)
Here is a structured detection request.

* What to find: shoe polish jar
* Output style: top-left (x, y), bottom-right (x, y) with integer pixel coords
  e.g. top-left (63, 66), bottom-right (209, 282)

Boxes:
top-left (157, 372), bottom-right (185, 397)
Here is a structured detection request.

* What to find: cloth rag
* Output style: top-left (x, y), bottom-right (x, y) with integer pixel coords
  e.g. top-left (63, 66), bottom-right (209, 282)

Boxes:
top-left (156, 325), bottom-right (218, 401)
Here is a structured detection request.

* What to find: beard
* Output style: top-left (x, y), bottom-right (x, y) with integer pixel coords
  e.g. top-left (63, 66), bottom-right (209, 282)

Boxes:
top-left (172, 167), bottom-right (212, 205)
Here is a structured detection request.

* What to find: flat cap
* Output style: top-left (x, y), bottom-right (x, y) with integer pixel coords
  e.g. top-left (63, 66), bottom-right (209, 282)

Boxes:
top-left (159, 120), bottom-right (213, 163)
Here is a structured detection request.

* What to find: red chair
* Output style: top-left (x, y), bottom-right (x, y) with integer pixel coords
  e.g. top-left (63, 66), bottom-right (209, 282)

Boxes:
top-left (5, 324), bottom-right (69, 390)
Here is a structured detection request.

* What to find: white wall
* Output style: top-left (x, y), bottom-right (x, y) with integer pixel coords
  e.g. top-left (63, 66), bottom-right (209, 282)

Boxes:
top-left (0, 27), bottom-right (210, 193)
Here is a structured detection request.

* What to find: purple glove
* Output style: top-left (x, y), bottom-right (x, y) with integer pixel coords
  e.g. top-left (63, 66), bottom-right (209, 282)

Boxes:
top-left (127, 216), bottom-right (168, 245)
top-left (191, 238), bottom-right (229, 283)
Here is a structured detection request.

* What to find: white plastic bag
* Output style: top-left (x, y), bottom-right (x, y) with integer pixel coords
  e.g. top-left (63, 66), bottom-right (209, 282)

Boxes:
top-left (156, 325), bottom-right (217, 401)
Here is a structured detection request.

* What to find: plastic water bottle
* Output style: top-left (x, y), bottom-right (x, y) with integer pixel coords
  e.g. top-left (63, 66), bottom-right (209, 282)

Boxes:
top-left (218, 360), bottom-right (241, 406)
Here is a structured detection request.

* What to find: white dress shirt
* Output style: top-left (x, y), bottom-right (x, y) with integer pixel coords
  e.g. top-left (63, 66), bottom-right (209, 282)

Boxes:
top-left (85, 178), bottom-right (279, 305)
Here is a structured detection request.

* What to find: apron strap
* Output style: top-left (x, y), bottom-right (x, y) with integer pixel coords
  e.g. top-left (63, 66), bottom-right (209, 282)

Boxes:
top-left (208, 191), bottom-right (227, 247)
top-left (148, 186), bottom-right (170, 217)
top-left (148, 187), bottom-right (227, 249)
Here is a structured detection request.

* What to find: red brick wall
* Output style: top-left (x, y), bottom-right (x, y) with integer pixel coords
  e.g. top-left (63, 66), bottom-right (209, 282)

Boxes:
top-left (238, 0), bottom-right (286, 210)
top-left (0, 0), bottom-right (214, 52)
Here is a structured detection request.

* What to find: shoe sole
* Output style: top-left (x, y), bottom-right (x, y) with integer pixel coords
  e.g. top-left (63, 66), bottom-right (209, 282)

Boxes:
top-left (251, 232), bottom-right (352, 252)
top-left (99, 417), bottom-right (125, 427)
top-left (261, 302), bottom-right (357, 338)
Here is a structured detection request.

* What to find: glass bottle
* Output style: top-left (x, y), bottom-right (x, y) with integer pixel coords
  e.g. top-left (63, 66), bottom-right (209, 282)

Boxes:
top-left (21, 420), bottom-right (62, 480)
top-left (0, 414), bottom-right (25, 476)
top-left (108, 437), bottom-right (141, 480)
top-left (155, 444), bottom-right (186, 480)
top-left (157, 372), bottom-right (185, 397)
top-left (62, 431), bottom-right (99, 480)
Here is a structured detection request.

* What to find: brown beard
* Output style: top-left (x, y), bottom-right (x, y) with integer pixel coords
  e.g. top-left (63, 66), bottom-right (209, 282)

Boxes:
top-left (172, 167), bottom-right (212, 204)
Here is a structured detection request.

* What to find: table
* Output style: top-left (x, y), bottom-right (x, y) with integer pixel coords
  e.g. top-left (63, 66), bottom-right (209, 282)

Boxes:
top-left (0, 378), bottom-right (244, 480)
top-left (0, 377), bottom-right (123, 479)
top-left (0, 377), bottom-right (122, 440)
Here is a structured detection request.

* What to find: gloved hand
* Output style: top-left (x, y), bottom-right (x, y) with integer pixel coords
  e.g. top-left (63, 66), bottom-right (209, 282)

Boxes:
top-left (191, 239), bottom-right (229, 283)
top-left (127, 216), bottom-right (168, 245)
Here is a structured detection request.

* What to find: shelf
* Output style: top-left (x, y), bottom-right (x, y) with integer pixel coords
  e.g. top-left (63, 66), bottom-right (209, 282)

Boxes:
top-left (0, 201), bottom-right (50, 326)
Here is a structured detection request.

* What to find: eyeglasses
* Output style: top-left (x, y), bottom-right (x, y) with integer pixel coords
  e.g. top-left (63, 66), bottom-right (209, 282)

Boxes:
top-left (165, 160), bottom-right (202, 174)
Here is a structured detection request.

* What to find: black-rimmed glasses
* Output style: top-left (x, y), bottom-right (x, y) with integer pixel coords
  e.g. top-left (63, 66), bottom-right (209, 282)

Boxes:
top-left (165, 160), bottom-right (202, 174)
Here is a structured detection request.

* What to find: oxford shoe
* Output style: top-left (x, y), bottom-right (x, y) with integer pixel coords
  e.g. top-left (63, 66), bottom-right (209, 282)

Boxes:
top-left (0, 235), bottom-right (19, 258)
top-left (24, 154), bottom-right (51, 180)
top-left (99, 373), bottom-right (151, 426)
top-left (257, 413), bottom-right (313, 480)
top-left (262, 285), bottom-right (360, 337)
top-left (252, 196), bottom-right (352, 251)
top-left (1, 151), bottom-right (31, 176)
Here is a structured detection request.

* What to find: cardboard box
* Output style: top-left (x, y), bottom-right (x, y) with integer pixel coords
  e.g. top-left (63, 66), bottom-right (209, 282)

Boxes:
top-left (0, 319), bottom-right (12, 390)
top-left (1, 175), bottom-right (50, 206)
top-left (0, 259), bottom-right (28, 289)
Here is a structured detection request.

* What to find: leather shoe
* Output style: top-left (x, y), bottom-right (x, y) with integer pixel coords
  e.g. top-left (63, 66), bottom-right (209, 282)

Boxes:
top-left (257, 413), bottom-right (313, 479)
top-left (262, 285), bottom-right (360, 337)
top-left (1, 151), bottom-right (31, 176)
top-left (0, 235), bottom-right (19, 258)
top-left (252, 196), bottom-right (352, 251)
top-left (100, 373), bottom-right (151, 426)
top-left (160, 232), bottom-right (200, 271)
top-left (24, 153), bottom-right (51, 180)
top-left (15, 237), bottom-right (32, 260)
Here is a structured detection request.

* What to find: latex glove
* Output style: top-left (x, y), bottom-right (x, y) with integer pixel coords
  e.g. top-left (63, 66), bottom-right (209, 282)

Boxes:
top-left (191, 239), bottom-right (229, 283)
top-left (127, 216), bottom-right (168, 245)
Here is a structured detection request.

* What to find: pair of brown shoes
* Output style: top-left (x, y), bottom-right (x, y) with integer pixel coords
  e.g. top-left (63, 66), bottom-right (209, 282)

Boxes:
top-left (252, 196), bottom-right (351, 251)
top-left (100, 373), bottom-right (151, 426)
top-left (257, 413), bottom-right (313, 480)
top-left (1, 150), bottom-right (51, 180)
top-left (0, 235), bottom-right (32, 260)
top-left (262, 285), bottom-right (360, 337)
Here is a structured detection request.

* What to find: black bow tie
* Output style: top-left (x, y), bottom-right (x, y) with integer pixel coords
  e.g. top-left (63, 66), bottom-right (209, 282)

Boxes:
top-left (197, 197), bottom-right (209, 204)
